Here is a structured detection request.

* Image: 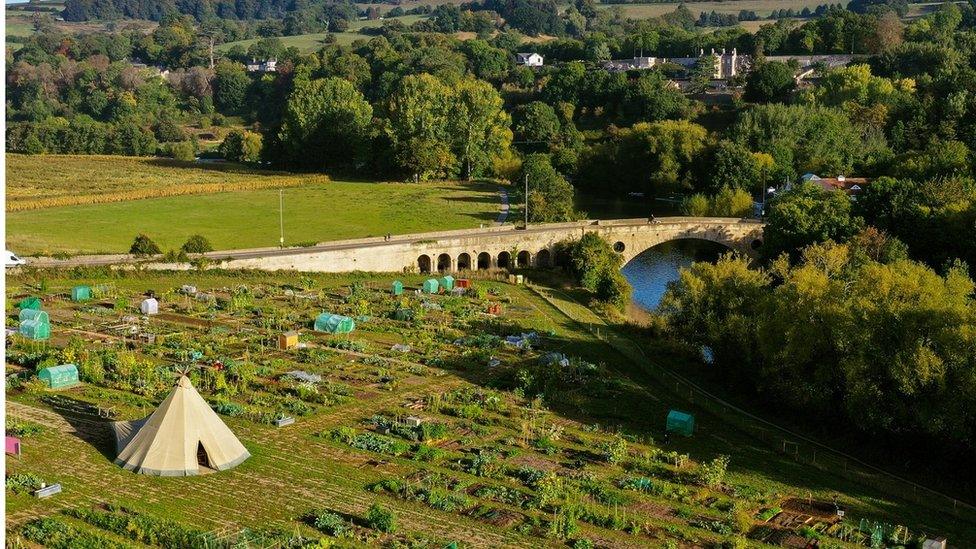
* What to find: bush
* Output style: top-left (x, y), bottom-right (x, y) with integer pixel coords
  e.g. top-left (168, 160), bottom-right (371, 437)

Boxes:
top-left (6, 473), bottom-right (43, 494)
top-left (168, 141), bottom-right (197, 161)
top-left (696, 455), bottom-right (730, 487)
top-left (129, 234), bottom-right (161, 256)
top-left (181, 234), bottom-right (214, 254)
top-left (365, 503), bottom-right (397, 533)
top-left (599, 434), bottom-right (628, 464)
top-left (6, 421), bottom-right (45, 437)
top-left (313, 510), bottom-right (350, 537)
top-left (220, 130), bottom-right (263, 163)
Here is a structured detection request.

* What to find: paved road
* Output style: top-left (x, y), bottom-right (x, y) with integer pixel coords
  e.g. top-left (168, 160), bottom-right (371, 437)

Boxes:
top-left (26, 217), bottom-right (759, 268)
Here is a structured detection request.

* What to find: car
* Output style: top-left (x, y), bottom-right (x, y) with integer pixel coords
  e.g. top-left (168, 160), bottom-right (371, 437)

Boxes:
top-left (5, 250), bottom-right (26, 267)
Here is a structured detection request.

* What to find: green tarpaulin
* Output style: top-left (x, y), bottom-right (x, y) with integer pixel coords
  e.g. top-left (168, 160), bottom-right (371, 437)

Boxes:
top-left (18, 297), bottom-right (41, 310)
top-left (666, 409), bottom-right (695, 437)
top-left (38, 364), bottom-right (79, 389)
top-left (439, 275), bottom-right (455, 292)
top-left (422, 279), bottom-right (439, 294)
top-left (19, 309), bottom-right (49, 324)
top-left (71, 285), bottom-right (91, 302)
top-left (19, 320), bottom-right (50, 341)
top-left (392, 280), bottom-right (403, 296)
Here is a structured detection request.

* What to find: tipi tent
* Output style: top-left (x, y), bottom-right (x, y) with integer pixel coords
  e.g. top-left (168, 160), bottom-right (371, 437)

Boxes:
top-left (112, 376), bottom-right (250, 476)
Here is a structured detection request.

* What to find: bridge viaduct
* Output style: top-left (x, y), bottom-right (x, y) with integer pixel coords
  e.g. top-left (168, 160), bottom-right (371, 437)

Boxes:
top-left (29, 217), bottom-right (763, 273)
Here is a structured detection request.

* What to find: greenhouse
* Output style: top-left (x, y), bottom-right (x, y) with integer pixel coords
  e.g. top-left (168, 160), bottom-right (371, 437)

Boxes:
top-left (38, 364), bottom-right (79, 389)
top-left (314, 313), bottom-right (355, 334)
top-left (17, 297), bottom-right (41, 310)
top-left (140, 298), bottom-right (159, 315)
top-left (423, 279), bottom-right (439, 294)
top-left (439, 275), bottom-right (455, 292)
top-left (71, 285), bottom-right (92, 302)
top-left (18, 309), bottom-right (49, 324)
top-left (391, 280), bottom-right (403, 296)
top-left (19, 320), bottom-right (50, 341)
top-left (666, 410), bottom-right (695, 437)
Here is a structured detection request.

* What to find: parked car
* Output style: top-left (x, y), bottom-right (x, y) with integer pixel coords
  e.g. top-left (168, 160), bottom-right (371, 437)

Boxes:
top-left (5, 250), bottom-right (26, 267)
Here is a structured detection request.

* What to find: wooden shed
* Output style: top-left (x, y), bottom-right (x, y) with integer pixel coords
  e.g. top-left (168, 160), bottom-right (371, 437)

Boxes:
top-left (278, 331), bottom-right (299, 350)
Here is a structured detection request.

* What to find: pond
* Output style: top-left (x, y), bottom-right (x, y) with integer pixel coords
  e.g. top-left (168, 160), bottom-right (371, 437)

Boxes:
top-left (621, 239), bottom-right (730, 313)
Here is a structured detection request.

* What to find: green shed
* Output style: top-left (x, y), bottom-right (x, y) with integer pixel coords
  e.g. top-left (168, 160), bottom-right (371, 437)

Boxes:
top-left (18, 297), bottom-right (42, 310)
top-left (38, 364), bottom-right (79, 389)
top-left (439, 275), bottom-right (455, 292)
top-left (422, 279), bottom-right (439, 294)
top-left (19, 309), bottom-right (49, 324)
top-left (666, 410), bottom-right (695, 437)
top-left (392, 280), bottom-right (404, 296)
top-left (314, 313), bottom-right (356, 334)
top-left (19, 320), bottom-right (50, 341)
top-left (71, 285), bottom-right (91, 302)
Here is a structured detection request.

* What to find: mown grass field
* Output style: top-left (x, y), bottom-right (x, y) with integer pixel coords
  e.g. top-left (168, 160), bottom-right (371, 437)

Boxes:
top-left (6, 154), bottom-right (501, 256)
top-left (598, 0), bottom-right (830, 19)
top-left (4, 269), bottom-right (974, 547)
top-left (217, 14), bottom-right (427, 52)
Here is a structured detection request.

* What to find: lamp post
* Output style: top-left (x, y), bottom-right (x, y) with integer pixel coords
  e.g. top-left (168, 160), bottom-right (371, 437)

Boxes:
top-left (279, 190), bottom-right (285, 248)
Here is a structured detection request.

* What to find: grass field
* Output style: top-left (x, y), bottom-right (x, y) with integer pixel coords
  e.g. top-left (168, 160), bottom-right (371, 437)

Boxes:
top-left (217, 14), bottom-right (427, 52)
top-left (598, 0), bottom-right (830, 20)
top-left (5, 269), bottom-right (974, 547)
top-left (6, 154), bottom-right (501, 255)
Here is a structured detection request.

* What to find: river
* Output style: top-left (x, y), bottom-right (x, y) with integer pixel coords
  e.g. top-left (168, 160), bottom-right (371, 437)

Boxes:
top-left (620, 239), bottom-right (728, 313)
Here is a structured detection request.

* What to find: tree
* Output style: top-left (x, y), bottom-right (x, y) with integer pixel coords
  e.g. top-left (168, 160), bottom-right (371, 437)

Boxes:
top-left (512, 101), bottom-right (561, 145)
top-left (129, 234), bottom-right (161, 256)
top-left (278, 76), bottom-right (373, 171)
top-left (688, 54), bottom-right (716, 94)
top-left (565, 233), bottom-right (632, 310)
top-left (763, 181), bottom-right (863, 260)
top-left (449, 78), bottom-right (512, 180)
top-left (220, 130), bottom-right (263, 163)
top-left (744, 61), bottom-right (795, 103)
top-left (519, 154), bottom-right (577, 223)
top-left (213, 61), bottom-right (250, 115)
top-left (181, 234), bottom-right (213, 253)
top-left (385, 73), bottom-right (455, 180)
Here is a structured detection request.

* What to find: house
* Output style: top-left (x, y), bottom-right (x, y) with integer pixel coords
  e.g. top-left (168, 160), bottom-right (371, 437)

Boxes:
top-left (516, 53), bottom-right (544, 67)
top-left (246, 59), bottom-right (277, 72)
top-left (800, 174), bottom-right (871, 199)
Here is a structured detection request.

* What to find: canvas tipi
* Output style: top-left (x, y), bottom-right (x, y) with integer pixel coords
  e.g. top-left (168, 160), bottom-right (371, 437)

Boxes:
top-left (112, 376), bottom-right (250, 476)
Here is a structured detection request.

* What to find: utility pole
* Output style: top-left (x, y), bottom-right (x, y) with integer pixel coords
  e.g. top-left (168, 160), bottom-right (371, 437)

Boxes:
top-left (524, 173), bottom-right (529, 229)
top-left (279, 190), bottom-right (285, 248)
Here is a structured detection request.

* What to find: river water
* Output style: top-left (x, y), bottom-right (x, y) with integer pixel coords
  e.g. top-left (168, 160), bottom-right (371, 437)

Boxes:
top-left (620, 240), bottom-right (728, 313)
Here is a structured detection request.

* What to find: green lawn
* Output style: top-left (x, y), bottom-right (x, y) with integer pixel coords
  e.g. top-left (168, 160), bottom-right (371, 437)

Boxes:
top-left (599, 0), bottom-right (829, 19)
top-left (7, 180), bottom-right (501, 255)
top-left (218, 15), bottom-right (427, 53)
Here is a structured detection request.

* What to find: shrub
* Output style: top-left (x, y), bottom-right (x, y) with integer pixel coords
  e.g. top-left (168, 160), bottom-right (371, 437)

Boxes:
top-left (169, 140), bottom-right (197, 161)
top-left (6, 473), bottom-right (43, 494)
top-left (413, 443), bottom-right (443, 462)
top-left (599, 434), bottom-right (628, 464)
top-left (129, 234), bottom-right (161, 256)
top-left (365, 503), bottom-right (397, 533)
top-left (6, 421), bottom-right (45, 438)
top-left (696, 455), bottom-right (730, 487)
top-left (181, 235), bottom-right (214, 254)
top-left (313, 510), bottom-right (350, 537)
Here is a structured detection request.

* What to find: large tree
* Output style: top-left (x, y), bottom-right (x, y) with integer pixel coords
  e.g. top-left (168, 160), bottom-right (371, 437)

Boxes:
top-left (385, 73), bottom-right (456, 180)
top-left (763, 181), bottom-right (864, 260)
top-left (449, 78), bottom-right (512, 180)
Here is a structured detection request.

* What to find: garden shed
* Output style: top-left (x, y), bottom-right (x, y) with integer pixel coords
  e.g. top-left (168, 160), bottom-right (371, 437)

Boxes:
top-left (19, 320), bottom-right (50, 341)
top-left (314, 313), bottom-right (355, 334)
top-left (278, 331), bottom-right (299, 350)
top-left (38, 364), bottom-right (79, 389)
top-left (456, 279), bottom-right (471, 289)
top-left (71, 285), bottom-right (92, 302)
top-left (19, 309), bottom-right (49, 324)
top-left (17, 297), bottom-right (41, 310)
top-left (423, 279), bottom-right (439, 294)
top-left (392, 280), bottom-right (403, 296)
top-left (439, 275), bottom-right (455, 292)
top-left (140, 298), bottom-right (159, 315)
top-left (666, 410), bottom-right (695, 437)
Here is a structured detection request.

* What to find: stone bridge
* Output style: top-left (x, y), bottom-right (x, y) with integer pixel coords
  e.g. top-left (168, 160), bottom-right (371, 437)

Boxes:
top-left (192, 217), bottom-right (763, 273)
top-left (30, 217), bottom-right (763, 273)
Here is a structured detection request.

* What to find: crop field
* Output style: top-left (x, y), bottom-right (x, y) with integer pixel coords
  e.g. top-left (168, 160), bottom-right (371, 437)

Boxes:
top-left (5, 269), bottom-right (975, 548)
top-left (217, 15), bottom-right (428, 52)
top-left (6, 154), bottom-right (501, 256)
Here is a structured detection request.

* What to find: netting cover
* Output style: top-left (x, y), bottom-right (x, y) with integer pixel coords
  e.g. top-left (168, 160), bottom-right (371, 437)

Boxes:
top-left (439, 275), bottom-right (455, 291)
top-left (19, 320), bottom-right (50, 340)
top-left (39, 364), bottom-right (78, 389)
top-left (423, 279), bottom-right (439, 293)
top-left (392, 281), bottom-right (403, 295)
top-left (18, 297), bottom-right (41, 310)
top-left (19, 309), bottom-right (49, 324)
top-left (71, 285), bottom-right (91, 302)
top-left (140, 298), bottom-right (159, 315)
top-left (666, 410), bottom-right (695, 437)
top-left (314, 313), bottom-right (355, 334)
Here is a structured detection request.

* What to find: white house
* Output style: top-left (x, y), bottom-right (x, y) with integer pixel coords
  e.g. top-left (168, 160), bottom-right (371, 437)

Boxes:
top-left (246, 59), bottom-right (278, 72)
top-left (516, 53), bottom-right (544, 67)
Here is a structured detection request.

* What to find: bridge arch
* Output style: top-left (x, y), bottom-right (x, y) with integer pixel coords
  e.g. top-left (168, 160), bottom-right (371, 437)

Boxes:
top-left (457, 253), bottom-right (471, 271)
top-left (516, 250), bottom-right (531, 268)
top-left (417, 254), bottom-right (432, 273)
top-left (437, 253), bottom-right (452, 272)
top-left (477, 252), bottom-right (491, 270)
top-left (497, 251), bottom-right (511, 269)
top-left (536, 249), bottom-right (552, 268)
